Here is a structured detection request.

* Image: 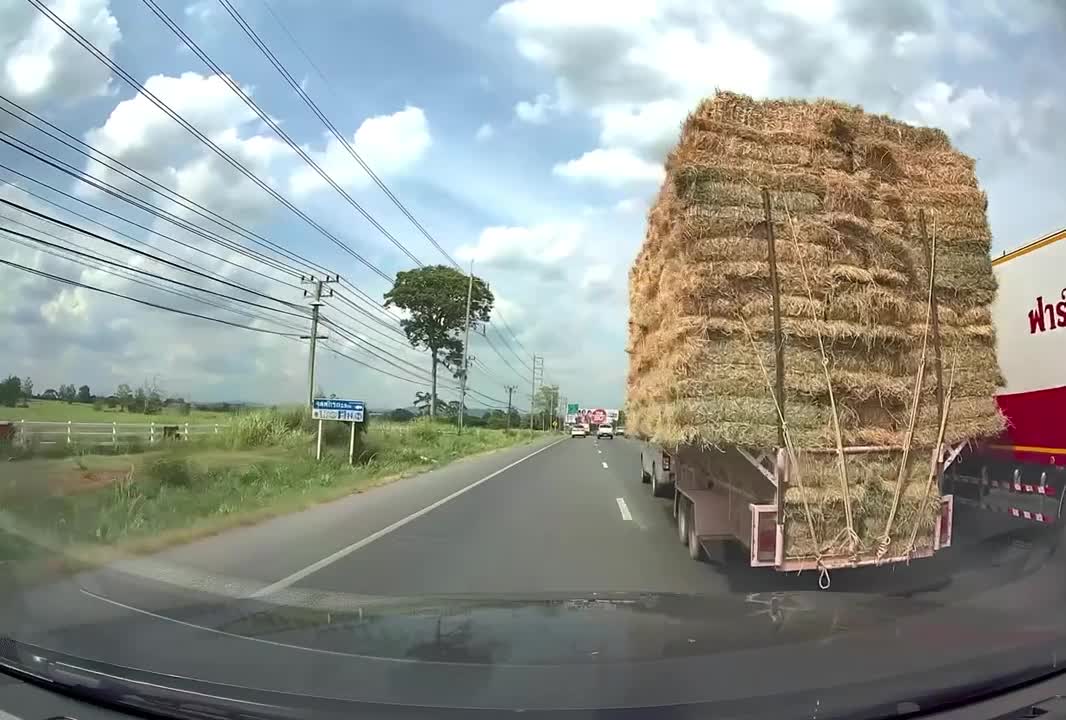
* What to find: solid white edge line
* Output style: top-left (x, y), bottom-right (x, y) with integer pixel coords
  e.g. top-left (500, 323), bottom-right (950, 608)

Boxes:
top-left (616, 497), bottom-right (632, 521)
top-left (251, 437), bottom-right (567, 597)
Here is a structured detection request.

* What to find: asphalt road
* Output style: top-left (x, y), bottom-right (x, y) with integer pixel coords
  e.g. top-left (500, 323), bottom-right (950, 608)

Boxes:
top-left (8, 434), bottom-right (1066, 713)
top-left (54, 432), bottom-right (1062, 606)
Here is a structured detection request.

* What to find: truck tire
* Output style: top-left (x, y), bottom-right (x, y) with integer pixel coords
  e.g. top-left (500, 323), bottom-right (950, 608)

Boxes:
top-left (640, 454), bottom-right (650, 484)
top-left (672, 490), bottom-right (680, 520)
top-left (651, 466), bottom-right (671, 498)
top-left (677, 496), bottom-right (689, 546)
top-left (687, 506), bottom-right (703, 561)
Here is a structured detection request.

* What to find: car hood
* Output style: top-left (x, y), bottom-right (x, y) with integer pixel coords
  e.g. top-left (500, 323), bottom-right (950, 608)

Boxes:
top-left (8, 581), bottom-right (1066, 715)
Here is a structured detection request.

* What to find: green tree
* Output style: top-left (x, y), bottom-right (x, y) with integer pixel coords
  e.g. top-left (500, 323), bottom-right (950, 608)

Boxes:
top-left (21, 376), bottom-right (33, 400)
top-left (387, 408), bottom-right (415, 422)
top-left (533, 384), bottom-right (560, 429)
top-left (134, 387), bottom-right (147, 412)
top-left (76, 384), bottom-right (92, 403)
top-left (59, 384), bottom-right (77, 403)
top-left (116, 384), bottom-right (133, 411)
top-left (384, 265), bottom-right (493, 419)
top-left (0, 375), bottom-right (21, 407)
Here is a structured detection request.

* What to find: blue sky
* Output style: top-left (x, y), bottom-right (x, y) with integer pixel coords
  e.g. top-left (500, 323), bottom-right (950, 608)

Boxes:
top-left (2, 0), bottom-right (1065, 411)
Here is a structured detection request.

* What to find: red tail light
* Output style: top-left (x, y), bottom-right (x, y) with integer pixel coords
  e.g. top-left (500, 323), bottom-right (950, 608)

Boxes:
top-left (661, 452), bottom-right (671, 471)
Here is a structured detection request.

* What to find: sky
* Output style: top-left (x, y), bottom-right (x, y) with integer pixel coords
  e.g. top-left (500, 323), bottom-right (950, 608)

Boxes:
top-left (1, 0), bottom-right (1065, 411)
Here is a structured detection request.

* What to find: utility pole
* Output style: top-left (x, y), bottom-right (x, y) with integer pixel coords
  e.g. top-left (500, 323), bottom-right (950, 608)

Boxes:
top-left (529, 355), bottom-right (544, 430)
top-left (505, 385), bottom-right (516, 429)
top-left (458, 261), bottom-right (475, 435)
top-left (301, 275), bottom-right (337, 407)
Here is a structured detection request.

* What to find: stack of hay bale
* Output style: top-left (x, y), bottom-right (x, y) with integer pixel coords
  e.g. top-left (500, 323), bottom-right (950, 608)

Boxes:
top-left (627, 91), bottom-right (1005, 561)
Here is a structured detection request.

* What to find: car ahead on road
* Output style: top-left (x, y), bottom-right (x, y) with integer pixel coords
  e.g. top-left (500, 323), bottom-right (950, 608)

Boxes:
top-left (570, 424), bottom-right (588, 438)
top-left (597, 423), bottom-right (614, 439)
top-left (615, 426), bottom-right (626, 437)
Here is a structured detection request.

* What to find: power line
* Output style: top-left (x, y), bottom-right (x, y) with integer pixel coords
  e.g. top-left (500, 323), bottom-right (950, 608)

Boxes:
top-left (320, 342), bottom-right (437, 388)
top-left (0, 97), bottom-right (315, 280)
top-left (259, 0), bottom-right (334, 92)
top-left (0, 172), bottom-right (301, 294)
top-left (480, 330), bottom-right (530, 383)
top-left (217, 0), bottom-right (537, 372)
top-left (0, 197), bottom-right (306, 313)
top-left (490, 323), bottom-right (534, 373)
top-left (0, 230), bottom-right (305, 334)
top-left (318, 317), bottom-right (437, 385)
top-left (494, 310), bottom-right (532, 362)
top-left (139, 0), bottom-right (424, 268)
top-left (0, 217), bottom-right (307, 320)
top-left (0, 257), bottom-right (301, 338)
top-left (1, 94), bottom-right (411, 336)
top-left (0, 132), bottom-right (308, 285)
top-left (216, 0), bottom-right (458, 268)
top-left (26, 0), bottom-right (394, 282)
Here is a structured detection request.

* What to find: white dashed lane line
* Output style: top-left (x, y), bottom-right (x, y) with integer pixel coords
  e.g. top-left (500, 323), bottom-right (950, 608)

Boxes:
top-left (602, 461), bottom-right (609, 469)
top-left (616, 497), bottom-right (633, 521)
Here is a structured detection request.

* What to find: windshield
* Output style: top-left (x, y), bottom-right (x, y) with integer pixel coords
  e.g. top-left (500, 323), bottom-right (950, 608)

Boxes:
top-left (2, 1), bottom-right (1066, 717)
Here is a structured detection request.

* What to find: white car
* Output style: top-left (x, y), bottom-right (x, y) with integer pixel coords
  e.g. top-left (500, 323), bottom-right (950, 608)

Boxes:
top-left (597, 423), bottom-right (614, 439)
top-left (570, 424), bottom-right (588, 438)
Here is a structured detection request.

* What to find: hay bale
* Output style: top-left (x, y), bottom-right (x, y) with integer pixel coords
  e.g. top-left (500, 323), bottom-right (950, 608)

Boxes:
top-left (628, 90), bottom-right (1005, 561)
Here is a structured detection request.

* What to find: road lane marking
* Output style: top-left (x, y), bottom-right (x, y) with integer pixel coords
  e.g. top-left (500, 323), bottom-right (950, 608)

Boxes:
top-left (616, 497), bottom-right (632, 521)
top-left (602, 461), bottom-right (609, 469)
top-left (252, 437), bottom-right (568, 597)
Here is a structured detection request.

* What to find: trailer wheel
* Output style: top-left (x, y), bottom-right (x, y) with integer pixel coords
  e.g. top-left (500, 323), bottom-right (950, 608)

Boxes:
top-left (651, 466), bottom-right (671, 498)
top-left (640, 455), bottom-right (650, 484)
top-left (678, 497), bottom-right (689, 546)
top-left (687, 506), bottom-right (703, 561)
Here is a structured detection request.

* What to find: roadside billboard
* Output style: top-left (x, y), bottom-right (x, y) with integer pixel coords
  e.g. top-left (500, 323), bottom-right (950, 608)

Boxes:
top-left (567, 408), bottom-right (619, 426)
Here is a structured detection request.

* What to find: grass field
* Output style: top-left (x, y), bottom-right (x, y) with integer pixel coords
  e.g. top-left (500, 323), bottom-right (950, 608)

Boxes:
top-left (2, 399), bottom-right (235, 425)
top-left (1, 411), bottom-right (544, 571)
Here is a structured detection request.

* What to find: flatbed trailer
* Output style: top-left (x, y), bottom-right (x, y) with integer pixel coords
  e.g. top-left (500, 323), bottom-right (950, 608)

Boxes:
top-left (641, 443), bottom-right (955, 577)
top-left (638, 225), bottom-right (1066, 575)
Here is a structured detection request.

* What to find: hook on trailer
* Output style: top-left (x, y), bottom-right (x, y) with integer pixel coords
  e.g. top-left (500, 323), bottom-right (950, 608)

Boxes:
top-left (818, 566), bottom-right (831, 590)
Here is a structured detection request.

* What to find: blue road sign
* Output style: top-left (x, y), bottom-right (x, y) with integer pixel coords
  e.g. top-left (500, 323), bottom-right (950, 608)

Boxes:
top-left (311, 398), bottom-right (365, 422)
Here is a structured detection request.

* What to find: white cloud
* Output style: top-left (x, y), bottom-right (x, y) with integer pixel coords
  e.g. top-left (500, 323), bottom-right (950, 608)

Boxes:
top-left (1, 0), bottom-right (120, 105)
top-left (514, 92), bottom-right (557, 123)
top-left (184, 0), bottom-right (216, 22)
top-left (457, 222), bottom-right (583, 279)
top-left (290, 105), bottom-right (431, 197)
top-left (553, 147), bottom-right (664, 186)
top-left (85, 72), bottom-right (258, 173)
top-left (475, 122), bottom-right (494, 141)
top-left (40, 287), bottom-right (89, 325)
top-left (596, 99), bottom-right (687, 160)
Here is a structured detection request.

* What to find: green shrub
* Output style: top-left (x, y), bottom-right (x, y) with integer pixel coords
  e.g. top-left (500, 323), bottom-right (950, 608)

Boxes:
top-left (145, 456), bottom-right (195, 488)
top-left (408, 419), bottom-right (443, 443)
top-left (224, 410), bottom-right (307, 449)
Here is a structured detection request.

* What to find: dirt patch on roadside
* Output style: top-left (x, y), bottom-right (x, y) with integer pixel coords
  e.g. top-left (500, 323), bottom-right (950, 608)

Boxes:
top-left (50, 467), bottom-right (131, 495)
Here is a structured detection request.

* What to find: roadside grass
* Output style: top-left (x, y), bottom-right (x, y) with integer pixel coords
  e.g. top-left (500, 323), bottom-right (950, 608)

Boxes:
top-left (0, 414), bottom-right (543, 571)
top-left (2, 399), bottom-right (234, 425)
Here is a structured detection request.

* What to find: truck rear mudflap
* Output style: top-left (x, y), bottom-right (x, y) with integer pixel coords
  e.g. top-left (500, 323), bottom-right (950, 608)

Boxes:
top-left (749, 494), bottom-right (954, 572)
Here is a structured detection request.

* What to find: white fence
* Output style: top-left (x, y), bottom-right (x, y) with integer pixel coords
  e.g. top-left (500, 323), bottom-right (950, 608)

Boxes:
top-left (2, 420), bottom-right (227, 447)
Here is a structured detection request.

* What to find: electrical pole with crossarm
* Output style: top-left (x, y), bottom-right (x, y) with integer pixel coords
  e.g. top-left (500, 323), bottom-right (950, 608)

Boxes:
top-left (301, 275), bottom-right (337, 407)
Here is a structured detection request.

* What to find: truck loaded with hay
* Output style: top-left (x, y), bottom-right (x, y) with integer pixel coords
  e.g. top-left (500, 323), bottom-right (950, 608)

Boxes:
top-left (629, 92), bottom-right (1007, 582)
